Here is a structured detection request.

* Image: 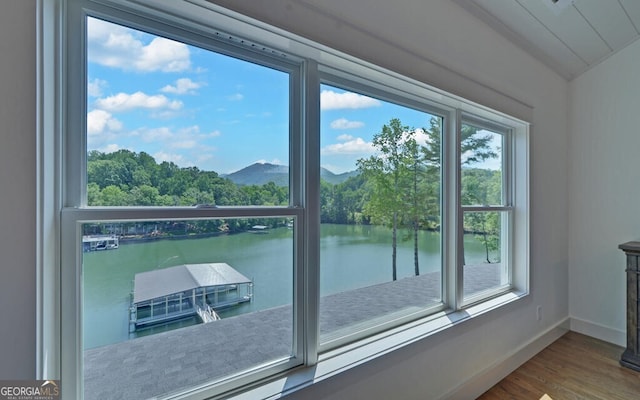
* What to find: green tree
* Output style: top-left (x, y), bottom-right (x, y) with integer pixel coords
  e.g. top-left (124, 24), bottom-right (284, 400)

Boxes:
top-left (87, 182), bottom-right (102, 205)
top-left (422, 118), bottom-right (497, 168)
top-left (100, 185), bottom-right (129, 206)
top-left (424, 119), bottom-right (500, 263)
top-left (402, 135), bottom-right (428, 276)
top-left (461, 169), bottom-right (502, 263)
top-left (129, 185), bottom-right (160, 206)
top-left (88, 159), bottom-right (128, 188)
top-left (358, 118), bottom-right (413, 281)
top-left (340, 175), bottom-right (368, 224)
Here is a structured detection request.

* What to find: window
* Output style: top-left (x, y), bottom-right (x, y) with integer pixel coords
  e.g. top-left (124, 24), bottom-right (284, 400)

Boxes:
top-left (50, 1), bottom-right (529, 399)
top-left (459, 118), bottom-right (513, 305)
top-left (319, 82), bottom-right (444, 348)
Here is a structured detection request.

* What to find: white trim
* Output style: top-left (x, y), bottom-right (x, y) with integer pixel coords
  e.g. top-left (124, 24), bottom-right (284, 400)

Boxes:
top-left (569, 316), bottom-right (625, 347)
top-left (440, 318), bottom-right (570, 400)
top-left (36, 0), bottom-right (61, 381)
top-left (302, 59), bottom-right (321, 365)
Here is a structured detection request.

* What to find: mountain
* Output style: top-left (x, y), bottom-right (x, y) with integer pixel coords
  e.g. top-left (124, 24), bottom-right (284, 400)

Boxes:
top-left (224, 162), bottom-right (357, 186)
top-left (223, 163), bottom-right (289, 186)
top-left (321, 168), bottom-right (359, 185)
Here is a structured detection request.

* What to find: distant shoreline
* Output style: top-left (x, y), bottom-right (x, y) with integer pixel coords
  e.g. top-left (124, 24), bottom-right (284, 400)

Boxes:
top-left (118, 231), bottom-right (226, 245)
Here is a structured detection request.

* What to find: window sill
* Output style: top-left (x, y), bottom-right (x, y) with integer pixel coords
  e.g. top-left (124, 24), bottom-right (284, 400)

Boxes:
top-left (225, 290), bottom-right (527, 400)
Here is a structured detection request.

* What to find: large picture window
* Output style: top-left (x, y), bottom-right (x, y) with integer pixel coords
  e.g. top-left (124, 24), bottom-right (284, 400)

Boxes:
top-left (53, 1), bottom-right (529, 399)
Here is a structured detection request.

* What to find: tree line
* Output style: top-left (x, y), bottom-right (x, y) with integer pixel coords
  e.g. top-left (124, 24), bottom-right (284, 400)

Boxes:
top-left (86, 117), bottom-right (501, 279)
top-left (87, 150), bottom-right (288, 207)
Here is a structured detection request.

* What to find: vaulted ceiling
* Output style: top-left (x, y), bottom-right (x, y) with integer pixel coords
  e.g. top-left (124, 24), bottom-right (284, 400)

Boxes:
top-left (453, 0), bottom-right (640, 80)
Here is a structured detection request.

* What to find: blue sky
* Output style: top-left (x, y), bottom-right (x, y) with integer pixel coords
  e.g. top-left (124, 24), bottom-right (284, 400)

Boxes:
top-left (87, 17), bottom-right (498, 174)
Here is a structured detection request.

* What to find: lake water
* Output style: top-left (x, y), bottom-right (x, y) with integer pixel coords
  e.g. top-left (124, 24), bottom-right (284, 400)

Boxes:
top-left (83, 223), bottom-right (490, 349)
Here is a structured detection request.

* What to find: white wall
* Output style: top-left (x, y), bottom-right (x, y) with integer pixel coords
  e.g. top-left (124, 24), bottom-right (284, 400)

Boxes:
top-left (568, 38), bottom-right (640, 345)
top-left (0, 0), bottom-right (572, 397)
top-left (0, 0), bottom-right (37, 379)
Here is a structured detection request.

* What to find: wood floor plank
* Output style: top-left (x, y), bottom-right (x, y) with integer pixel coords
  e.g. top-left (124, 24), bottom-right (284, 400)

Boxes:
top-left (478, 331), bottom-right (640, 400)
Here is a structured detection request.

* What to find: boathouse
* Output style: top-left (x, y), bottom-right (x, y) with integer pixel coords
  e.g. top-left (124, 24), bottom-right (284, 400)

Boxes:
top-left (130, 263), bottom-right (253, 331)
top-left (82, 234), bottom-right (119, 252)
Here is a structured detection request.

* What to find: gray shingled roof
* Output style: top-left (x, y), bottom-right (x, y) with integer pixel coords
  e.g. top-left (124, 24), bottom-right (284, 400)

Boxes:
top-left (132, 263), bottom-right (252, 304)
top-left (86, 264), bottom-right (501, 400)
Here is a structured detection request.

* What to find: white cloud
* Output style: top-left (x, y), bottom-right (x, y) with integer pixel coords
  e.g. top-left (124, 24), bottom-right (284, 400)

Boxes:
top-left (330, 118), bottom-right (365, 130)
top-left (337, 134), bottom-right (354, 141)
top-left (88, 78), bottom-right (108, 97)
top-left (137, 127), bottom-right (174, 142)
top-left (321, 137), bottom-right (374, 155)
top-left (203, 130), bottom-right (222, 138)
top-left (95, 91), bottom-right (183, 113)
top-left (87, 109), bottom-right (122, 135)
top-left (138, 37), bottom-right (191, 72)
top-left (245, 112), bottom-right (269, 118)
top-left (98, 144), bottom-right (124, 153)
top-left (196, 154), bottom-right (214, 164)
top-left (254, 158), bottom-right (283, 165)
top-left (131, 125), bottom-right (220, 147)
top-left (320, 90), bottom-right (381, 110)
top-left (160, 78), bottom-right (203, 95)
top-left (413, 128), bottom-right (431, 147)
top-left (153, 151), bottom-right (189, 166)
top-left (171, 140), bottom-right (197, 149)
top-left (87, 17), bottom-right (191, 72)
top-left (87, 120), bottom-right (222, 168)
top-left (227, 93), bottom-right (244, 101)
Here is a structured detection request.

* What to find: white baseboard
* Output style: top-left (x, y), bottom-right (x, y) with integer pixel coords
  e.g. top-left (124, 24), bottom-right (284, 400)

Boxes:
top-left (439, 318), bottom-right (569, 400)
top-left (569, 317), bottom-right (625, 347)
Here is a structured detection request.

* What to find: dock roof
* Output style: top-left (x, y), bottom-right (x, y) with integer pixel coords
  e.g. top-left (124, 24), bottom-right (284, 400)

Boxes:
top-left (133, 263), bottom-right (251, 304)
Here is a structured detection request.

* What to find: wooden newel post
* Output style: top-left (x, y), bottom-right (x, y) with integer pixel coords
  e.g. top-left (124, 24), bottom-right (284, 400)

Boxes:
top-left (619, 241), bottom-right (640, 371)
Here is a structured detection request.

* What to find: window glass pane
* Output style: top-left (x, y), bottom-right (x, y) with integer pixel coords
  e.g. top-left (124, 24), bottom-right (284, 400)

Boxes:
top-left (460, 124), bottom-right (503, 206)
top-left (86, 17), bottom-right (290, 206)
top-left (319, 84), bottom-right (442, 344)
top-left (82, 217), bottom-right (294, 399)
top-left (462, 210), bottom-right (509, 299)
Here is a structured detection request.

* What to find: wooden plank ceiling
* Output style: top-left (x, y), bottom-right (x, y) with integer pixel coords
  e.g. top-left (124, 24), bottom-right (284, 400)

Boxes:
top-left (454, 0), bottom-right (640, 80)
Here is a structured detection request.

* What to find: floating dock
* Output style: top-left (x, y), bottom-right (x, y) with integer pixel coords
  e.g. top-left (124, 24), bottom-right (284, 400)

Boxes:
top-left (129, 263), bottom-right (252, 331)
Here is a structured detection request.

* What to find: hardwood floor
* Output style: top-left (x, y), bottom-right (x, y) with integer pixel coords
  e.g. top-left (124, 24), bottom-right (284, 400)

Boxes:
top-left (478, 331), bottom-right (640, 400)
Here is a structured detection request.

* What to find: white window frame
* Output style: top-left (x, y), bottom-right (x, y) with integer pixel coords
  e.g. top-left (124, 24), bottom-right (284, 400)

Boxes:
top-left (458, 114), bottom-right (515, 308)
top-left (37, 0), bottom-right (530, 398)
top-left (62, 1), bottom-right (310, 397)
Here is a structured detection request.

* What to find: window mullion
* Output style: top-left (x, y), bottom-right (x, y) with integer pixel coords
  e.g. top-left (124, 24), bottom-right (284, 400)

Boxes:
top-left (446, 110), bottom-right (462, 310)
top-left (64, 0), bottom-right (86, 208)
top-left (303, 59), bottom-right (320, 365)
